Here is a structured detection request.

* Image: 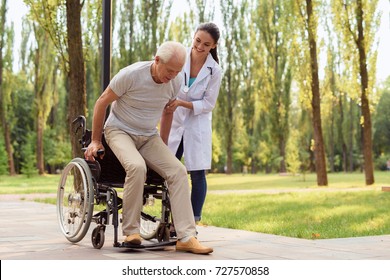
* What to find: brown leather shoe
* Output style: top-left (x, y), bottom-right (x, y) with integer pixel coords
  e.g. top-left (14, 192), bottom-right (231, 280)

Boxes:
top-left (176, 237), bottom-right (213, 254)
top-left (124, 233), bottom-right (142, 245)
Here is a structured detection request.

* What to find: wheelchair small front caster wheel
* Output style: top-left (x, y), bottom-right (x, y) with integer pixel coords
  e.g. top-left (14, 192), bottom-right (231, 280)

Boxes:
top-left (91, 226), bottom-right (105, 249)
top-left (157, 224), bottom-right (170, 242)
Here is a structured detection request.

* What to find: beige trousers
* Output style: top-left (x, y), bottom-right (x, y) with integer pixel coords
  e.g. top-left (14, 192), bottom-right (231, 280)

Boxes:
top-left (104, 127), bottom-right (197, 240)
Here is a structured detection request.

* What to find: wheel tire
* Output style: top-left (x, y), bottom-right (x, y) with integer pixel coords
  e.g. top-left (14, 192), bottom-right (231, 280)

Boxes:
top-left (56, 158), bottom-right (94, 243)
top-left (91, 226), bottom-right (105, 249)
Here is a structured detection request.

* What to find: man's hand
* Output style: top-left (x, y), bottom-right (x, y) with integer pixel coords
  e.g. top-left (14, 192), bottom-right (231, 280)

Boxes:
top-left (84, 140), bottom-right (105, 161)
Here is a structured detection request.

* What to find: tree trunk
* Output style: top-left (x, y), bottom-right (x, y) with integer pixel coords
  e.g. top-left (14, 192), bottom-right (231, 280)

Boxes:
top-left (36, 117), bottom-right (44, 174)
top-left (348, 102), bottom-right (355, 171)
top-left (338, 93), bottom-right (347, 172)
top-left (226, 70), bottom-right (233, 174)
top-left (329, 111), bottom-right (335, 172)
top-left (226, 131), bottom-right (233, 174)
top-left (33, 25), bottom-right (44, 175)
top-left (66, 0), bottom-right (86, 158)
top-left (306, 0), bottom-right (328, 186)
top-left (356, 0), bottom-right (374, 185)
top-left (0, 0), bottom-right (15, 175)
top-left (279, 138), bottom-right (287, 173)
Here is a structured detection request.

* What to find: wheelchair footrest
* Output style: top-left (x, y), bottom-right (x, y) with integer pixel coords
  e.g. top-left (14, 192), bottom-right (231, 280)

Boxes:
top-left (119, 240), bottom-right (177, 249)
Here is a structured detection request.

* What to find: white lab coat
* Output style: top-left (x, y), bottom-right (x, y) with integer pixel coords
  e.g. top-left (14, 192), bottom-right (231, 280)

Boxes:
top-left (168, 48), bottom-right (222, 171)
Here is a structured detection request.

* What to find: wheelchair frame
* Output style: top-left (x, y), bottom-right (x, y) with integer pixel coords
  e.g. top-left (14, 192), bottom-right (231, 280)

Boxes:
top-left (56, 116), bottom-right (176, 249)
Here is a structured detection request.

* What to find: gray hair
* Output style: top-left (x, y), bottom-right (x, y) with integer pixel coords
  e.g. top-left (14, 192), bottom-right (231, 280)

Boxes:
top-left (155, 41), bottom-right (186, 64)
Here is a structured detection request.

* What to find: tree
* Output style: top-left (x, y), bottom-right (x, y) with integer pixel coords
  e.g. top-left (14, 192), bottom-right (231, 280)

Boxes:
top-left (217, 0), bottom-right (248, 173)
top-left (0, 0), bottom-right (16, 175)
top-left (66, 0), bottom-right (86, 157)
top-left (373, 78), bottom-right (390, 156)
top-left (292, 0), bottom-right (328, 186)
top-left (32, 23), bottom-right (56, 174)
top-left (332, 0), bottom-right (380, 185)
top-left (26, 0), bottom-right (87, 158)
top-left (253, 0), bottom-right (293, 173)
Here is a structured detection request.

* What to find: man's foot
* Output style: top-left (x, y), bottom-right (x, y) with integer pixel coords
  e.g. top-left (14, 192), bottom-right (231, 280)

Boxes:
top-left (176, 237), bottom-right (213, 254)
top-left (124, 233), bottom-right (142, 245)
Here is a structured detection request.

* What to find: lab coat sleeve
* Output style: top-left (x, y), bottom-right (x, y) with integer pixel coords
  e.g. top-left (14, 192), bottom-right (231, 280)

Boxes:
top-left (192, 67), bottom-right (222, 116)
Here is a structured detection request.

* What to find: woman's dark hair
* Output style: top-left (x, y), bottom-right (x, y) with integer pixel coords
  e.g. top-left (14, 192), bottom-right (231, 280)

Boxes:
top-left (196, 22), bottom-right (220, 64)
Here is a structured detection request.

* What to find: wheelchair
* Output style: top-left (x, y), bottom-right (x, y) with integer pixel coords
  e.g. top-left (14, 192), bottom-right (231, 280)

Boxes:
top-left (56, 115), bottom-right (175, 249)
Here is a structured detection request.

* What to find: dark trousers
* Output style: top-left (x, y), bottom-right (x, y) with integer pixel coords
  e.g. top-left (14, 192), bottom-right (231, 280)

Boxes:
top-left (175, 138), bottom-right (207, 222)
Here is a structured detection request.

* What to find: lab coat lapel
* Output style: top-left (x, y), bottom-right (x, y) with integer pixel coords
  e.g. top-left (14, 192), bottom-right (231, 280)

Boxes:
top-left (184, 49), bottom-right (215, 86)
top-left (191, 54), bottom-right (215, 87)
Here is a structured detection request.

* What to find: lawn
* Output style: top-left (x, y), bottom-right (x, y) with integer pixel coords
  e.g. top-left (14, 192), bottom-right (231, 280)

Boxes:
top-left (0, 174), bottom-right (59, 194)
top-left (1, 171), bottom-right (390, 239)
top-left (203, 190), bottom-right (390, 239)
top-left (1, 171), bottom-right (389, 194)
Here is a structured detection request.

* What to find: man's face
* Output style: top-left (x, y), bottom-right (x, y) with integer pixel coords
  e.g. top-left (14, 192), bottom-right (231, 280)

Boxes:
top-left (155, 56), bottom-right (184, 83)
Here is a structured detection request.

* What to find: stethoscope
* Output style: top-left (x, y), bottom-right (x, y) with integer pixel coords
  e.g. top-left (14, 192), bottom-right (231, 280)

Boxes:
top-left (183, 67), bottom-right (213, 94)
top-left (183, 72), bottom-right (190, 93)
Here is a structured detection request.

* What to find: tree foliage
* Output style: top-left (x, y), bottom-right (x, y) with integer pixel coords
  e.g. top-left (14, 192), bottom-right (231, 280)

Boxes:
top-left (0, 0), bottom-right (389, 188)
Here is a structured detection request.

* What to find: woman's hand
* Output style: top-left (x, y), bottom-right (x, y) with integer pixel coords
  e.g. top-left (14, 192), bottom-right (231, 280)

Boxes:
top-left (165, 99), bottom-right (180, 113)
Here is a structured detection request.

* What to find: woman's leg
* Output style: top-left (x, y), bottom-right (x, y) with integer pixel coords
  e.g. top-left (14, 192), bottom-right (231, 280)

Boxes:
top-left (189, 170), bottom-right (207, 222)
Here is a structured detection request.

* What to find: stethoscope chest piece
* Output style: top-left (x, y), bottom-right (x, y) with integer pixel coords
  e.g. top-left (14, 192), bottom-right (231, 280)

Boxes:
top-left (183, 86), bottom-right (189, 93)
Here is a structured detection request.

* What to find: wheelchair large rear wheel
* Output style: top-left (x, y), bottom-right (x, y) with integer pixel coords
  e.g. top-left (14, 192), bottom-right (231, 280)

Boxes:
top-left (57, 158), bottom-right (94, 243)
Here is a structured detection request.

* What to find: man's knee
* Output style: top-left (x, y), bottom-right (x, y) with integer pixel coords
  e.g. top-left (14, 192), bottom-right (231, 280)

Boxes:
top-left (167, 161), bottom-right (187, 181)
top-left (124, 161), bottom-right (147, 178)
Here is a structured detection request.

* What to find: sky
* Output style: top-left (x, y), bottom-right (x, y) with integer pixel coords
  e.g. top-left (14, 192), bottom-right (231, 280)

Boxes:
top-left (5, 0), bottom-right (390, 84)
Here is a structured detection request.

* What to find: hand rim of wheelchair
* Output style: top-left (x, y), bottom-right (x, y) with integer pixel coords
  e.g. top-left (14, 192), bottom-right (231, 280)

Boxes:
top-left (140, 212), bottom-right (161, 240)
top-left (56, 158), bottom-right (94, 243)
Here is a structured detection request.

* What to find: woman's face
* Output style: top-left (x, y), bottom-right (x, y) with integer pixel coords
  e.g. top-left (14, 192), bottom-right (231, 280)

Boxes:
top-left (192, 30), bottom-right (216, 57)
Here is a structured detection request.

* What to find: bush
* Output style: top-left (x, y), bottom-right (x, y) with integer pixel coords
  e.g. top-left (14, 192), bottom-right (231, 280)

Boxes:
top-left (375, 153), bottom-right (390, 171)
top-left (0, 137), bottom-right (8, 175)
top-left (20, 133), bottom-right (38, 178)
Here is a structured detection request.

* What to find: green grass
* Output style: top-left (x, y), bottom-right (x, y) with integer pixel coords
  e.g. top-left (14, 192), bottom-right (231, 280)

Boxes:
top-left (206, 171), bottom-right (390, 191)
top-left (1, 171), bottom-right (389, 194)
top-left (0, 174), bottom-right (59, 194)
top-left (1, 171), bottom-right (390, 239)
top-left (202, 190), bottom-right (390, 239)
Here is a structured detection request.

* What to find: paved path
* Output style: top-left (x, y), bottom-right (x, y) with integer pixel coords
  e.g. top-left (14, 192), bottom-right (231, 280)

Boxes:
top-left (1, 199), bottom-right (390, 260)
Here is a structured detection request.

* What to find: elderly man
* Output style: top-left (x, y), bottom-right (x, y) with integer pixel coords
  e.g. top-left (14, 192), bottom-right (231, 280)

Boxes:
top-left (84, 41), bottom-right (213, 254)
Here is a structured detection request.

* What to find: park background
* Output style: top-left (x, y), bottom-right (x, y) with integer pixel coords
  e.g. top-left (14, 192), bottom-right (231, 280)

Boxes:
top-left (1, 0), bottom-right (390, 240)
top-left (1, 0), bottom-right (390, 185)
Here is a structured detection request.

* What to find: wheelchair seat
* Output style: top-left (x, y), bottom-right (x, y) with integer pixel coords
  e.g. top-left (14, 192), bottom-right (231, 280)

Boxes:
top-left (82, 130), bottom-right (165, 186)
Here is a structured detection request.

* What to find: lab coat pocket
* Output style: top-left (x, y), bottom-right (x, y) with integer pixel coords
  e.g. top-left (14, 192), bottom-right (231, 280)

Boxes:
top-left (189, 84), bottom-right (207, 100)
